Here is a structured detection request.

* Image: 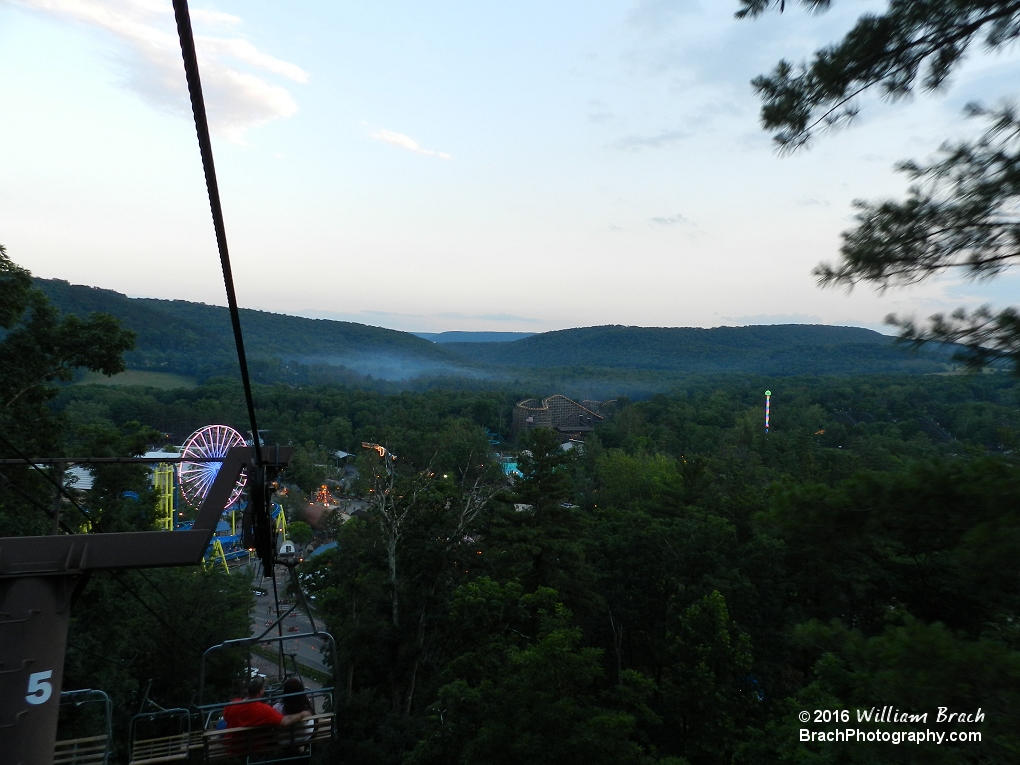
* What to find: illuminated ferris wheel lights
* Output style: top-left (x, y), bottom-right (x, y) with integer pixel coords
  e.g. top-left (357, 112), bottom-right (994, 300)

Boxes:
top-left (178, 425), bottom-right (248, 509)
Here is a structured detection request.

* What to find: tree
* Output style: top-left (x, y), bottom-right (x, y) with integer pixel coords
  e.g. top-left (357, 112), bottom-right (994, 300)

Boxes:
top-left (740, 1), bottom-right (1020, 370)
top-left (657, 592), bottom-right (754, 765)
top-left (304, 441), bottom-right (498, 744)
top-left (0, 246), bottom-right (135, 441)
top-left (0, 247), bottom-right (136, 535)
top-left (488, 428), bottom-right (596, 613)
top-left (64, 568), bottom-right (252, 762)
top-left (743, 617), bottom-right (1020, 763)
top-left (407, 579), bottom-right (662, 765)
top-left (288, 520), bottom-right (314, 548)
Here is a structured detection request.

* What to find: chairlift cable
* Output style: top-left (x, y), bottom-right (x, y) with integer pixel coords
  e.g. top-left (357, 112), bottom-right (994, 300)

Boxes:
top-left (0, 431), bottom-right (94, 526)
top-left (0, 473), bottom-right (75, 533)
top-left (136, 569), bottom-right (179, 612)
top-left (170, 0), bottom-right (262, 470)
top-left (108, 571), bottom-right (204, 657)
top-left (67, 642), bottom-right (134, 670)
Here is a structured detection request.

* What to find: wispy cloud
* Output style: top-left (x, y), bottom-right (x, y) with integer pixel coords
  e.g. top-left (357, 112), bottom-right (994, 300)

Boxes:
top-left (9, 0), bottom-right (307, 143)
top-left (614, 129), bottom-right (691, 150)
top-left (650, 212), bottom-right (693, 226)
top-left (587, 99), bottom-right (614, 124)
top-left (369, 128), bottom-right (451, 160)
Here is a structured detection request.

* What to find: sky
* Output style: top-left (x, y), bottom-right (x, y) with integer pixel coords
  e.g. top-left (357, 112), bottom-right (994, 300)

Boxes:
top-left (2, 0), bottom-right (1019, 334)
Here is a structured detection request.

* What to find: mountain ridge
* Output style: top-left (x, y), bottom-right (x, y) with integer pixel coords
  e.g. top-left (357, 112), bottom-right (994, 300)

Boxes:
top-left (439, 323), bottom-right (914, 373)
top-left (34, 278), bottom-right (945, 383)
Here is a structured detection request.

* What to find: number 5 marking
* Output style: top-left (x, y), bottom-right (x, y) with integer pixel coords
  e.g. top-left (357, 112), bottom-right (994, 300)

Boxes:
top-left (26, 671), bottom-right (53, 705)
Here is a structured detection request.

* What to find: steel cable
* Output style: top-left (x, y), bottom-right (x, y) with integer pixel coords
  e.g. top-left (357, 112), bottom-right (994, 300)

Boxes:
top-left (170, 0), bottom-right (262, 469)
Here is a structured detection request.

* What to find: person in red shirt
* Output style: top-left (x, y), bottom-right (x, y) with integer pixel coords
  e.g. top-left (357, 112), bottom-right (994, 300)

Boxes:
top-left (223, 677), bottom-right (311, 730)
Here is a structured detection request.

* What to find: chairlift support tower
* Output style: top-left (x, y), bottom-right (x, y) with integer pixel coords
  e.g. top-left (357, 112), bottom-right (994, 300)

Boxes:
top-left (0, 446), bottom-right (292, 764)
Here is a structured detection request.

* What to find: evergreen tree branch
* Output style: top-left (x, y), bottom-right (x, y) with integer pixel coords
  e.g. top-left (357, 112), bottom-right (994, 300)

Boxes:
top-left (742, 0), bottom-right (1020, 148)
top-left (817, 104), bottom-right (1020, 288)
top-left (888, 305), bottom-right (1020, 371)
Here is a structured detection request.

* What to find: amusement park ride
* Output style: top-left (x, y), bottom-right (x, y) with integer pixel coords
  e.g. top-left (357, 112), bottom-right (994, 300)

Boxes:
top-left (0, 439), bottom-right (302, 762)
top-left (174, 425), bottom-right (289, 573)
top-left (0, 2), bottom-right (338, 761)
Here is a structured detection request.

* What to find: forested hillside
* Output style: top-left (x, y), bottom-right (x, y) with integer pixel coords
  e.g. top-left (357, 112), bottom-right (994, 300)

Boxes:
top-left (5, 253), bottom-right (1018, 762)
top-left (41, 371), bottom-right (1020, 763)
top-left (36, 279), bottom-right (951, 388)
top-left (441, 324), bottom-right (947, 374)
top-left (35, 278), bottom-right (464, 381)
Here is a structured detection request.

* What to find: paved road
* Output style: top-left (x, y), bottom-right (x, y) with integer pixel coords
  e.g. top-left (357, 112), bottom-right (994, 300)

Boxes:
top-left (250, 567), bottom-right (332, 680)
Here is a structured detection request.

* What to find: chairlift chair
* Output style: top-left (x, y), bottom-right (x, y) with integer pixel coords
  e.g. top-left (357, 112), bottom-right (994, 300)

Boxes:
top-left (128, 705), bottom-right (199, 765)
top-left (198, 630), bottom-right (338, 764)
top-left (53, 689), bottom-right (112, 765)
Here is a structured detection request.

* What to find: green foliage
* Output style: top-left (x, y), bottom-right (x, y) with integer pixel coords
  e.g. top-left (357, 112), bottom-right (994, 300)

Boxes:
top-left (64, 568), bottom-right (252, 762)
top-left (0, 248), bottom-right (136, 536)
top-left (287, 443), bottom-right (344, 494)
top-left (745, 3), bottom-right (1020, 373)
top-left (845, 106), bottom-right (1020, 372)
top-left (14, 360), bottom-right (1020, 764)
top-left (745, 617), bottom-right (1020, 763)
top-left (443, 324), bottom-right (944, 375)
top-left (35, 276), bottom-right (955, 391)
top-left (1, 254), bottom-right (135, 452)
top-left (34, 276), bottom-right (460, 383)
top-left (819, 106), bottom-right (1020, 293)
top-left (485, 428), bottom-right (595, 612)
top-left (739, 0), bottom-right (1020, 149)
top-left (0, 243), bottom-right (33, 329)
top-left (763, 458), bottom-right (1020, 633)
top-left (658, 592), bottom-right (755, 764)
top-left (288, 520), bottom-right (314, 547)
top-left (409, 579), bottom-right (660, 765)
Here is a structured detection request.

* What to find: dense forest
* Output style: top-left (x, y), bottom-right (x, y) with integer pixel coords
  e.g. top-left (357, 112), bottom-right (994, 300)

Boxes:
top-left (4, 254), bottom-right (1019, 763)
top-left (36, 278), bottom-right (953, 395)
top-left (34, 277), bottom-right (460, 383)
top-left (9, 0), bottom-right (1020, 758)
top-left (37, 371), bottom-right (1020, 763)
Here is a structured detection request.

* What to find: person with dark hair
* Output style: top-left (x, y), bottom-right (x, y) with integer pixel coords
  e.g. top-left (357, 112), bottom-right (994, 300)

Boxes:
top-left (273, 676), bottom-right (314, 717)
top-left (272, 676), bottom-right (315, 749)
top-left (223, 676), bottom-right (311, 730)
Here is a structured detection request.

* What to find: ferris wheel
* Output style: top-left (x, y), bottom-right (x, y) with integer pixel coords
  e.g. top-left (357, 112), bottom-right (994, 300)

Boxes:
top-left (178, 425), bottom-right (248, 509)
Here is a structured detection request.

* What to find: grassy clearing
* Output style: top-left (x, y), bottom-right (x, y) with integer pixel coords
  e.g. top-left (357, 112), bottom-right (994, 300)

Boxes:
top-left (77, 369), bottom-right (197, 389)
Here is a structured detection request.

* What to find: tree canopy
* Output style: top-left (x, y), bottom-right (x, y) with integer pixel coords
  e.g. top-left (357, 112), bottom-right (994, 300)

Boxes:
top-left (740, 0), bottom-right (1020, 149)
top-left (742, 0), bottom-right (1020, 371)
top-left (1, 247), bottom-right (135, 443)
top-left (7, 356), bottom-right (1018, 761)
top-left (0, 247), bottom-right (137, 535)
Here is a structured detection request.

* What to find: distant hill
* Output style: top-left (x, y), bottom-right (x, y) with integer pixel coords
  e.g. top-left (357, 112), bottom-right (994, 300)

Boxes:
top-left (440, 324), bottom-right (944, 375)
top-left (414, 331), bottom-right (536, 344)
top-left (34, 280), bottom-right (948, 386)
top-left (35, 279), bottom-right (466, 381)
